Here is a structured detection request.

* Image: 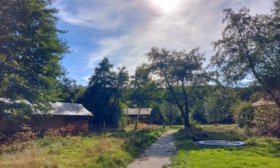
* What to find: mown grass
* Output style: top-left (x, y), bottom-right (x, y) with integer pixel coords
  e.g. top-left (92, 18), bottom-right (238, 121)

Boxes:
top-left (0, 124), bottom-right (163, 168)
top-left (172, 124), bottom-right (280, 168)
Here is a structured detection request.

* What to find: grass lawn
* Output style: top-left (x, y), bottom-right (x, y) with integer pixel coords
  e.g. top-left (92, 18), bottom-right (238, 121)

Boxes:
top-left (0, 124), bottom-right (163, 168)
top-left (172, 124), bottom-right (280, 168)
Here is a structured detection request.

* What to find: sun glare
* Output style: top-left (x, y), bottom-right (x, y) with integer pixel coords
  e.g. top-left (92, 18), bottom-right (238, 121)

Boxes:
top-left (151, 0), bottom-right (181, 13)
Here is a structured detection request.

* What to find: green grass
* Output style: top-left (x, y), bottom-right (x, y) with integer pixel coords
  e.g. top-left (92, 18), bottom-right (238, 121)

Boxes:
top-left (0, 125), bottom-right (164, 168)
top-left (172, 124), bottom-right (280, 168)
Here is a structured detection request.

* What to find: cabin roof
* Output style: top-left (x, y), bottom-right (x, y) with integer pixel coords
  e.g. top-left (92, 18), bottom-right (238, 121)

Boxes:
top-left (251, 98), bottom-right (276, 107)
top-left (49, 102), bottom-right (93, 116)
top-left (124, 108), bottom-right (152, 115)
top-left (0, 98), bottom-right (93, 116)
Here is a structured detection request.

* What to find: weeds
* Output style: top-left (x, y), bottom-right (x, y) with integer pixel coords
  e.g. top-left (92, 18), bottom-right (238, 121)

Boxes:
top-left (0, 123), bottom-right (163, 168)
top-left (44, 123), bottom-right (89, 137)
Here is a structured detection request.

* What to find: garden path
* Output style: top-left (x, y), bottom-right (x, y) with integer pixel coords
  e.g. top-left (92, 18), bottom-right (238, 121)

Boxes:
top-left (127, 129), bottom-right (177, 168)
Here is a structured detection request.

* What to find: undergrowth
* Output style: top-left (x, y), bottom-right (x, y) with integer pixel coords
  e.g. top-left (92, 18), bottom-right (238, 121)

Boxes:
top-left (0, 124), bottom-right (163, 168)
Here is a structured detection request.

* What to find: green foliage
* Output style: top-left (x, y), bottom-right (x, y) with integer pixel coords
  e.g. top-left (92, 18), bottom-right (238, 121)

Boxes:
top-left (150, 105), bottom-right (164, 124)
top-left (0, 0), bottom-right (68, 118)
top-left (203, 86), bottom-right (235, 124)
top-left (147, 47), bottom-right (208, 128)
top-left (191, 102), bottom-right (207, 124)
top-left (253, 106), bottom-right (280, 137)
top-left (56, 77), bottom-right (85, 103)
top-left (160, 102), bottom-right (180, 126)
top-left (81, 58), bottom-right (128, 127)
top-left (128, 64), bottom-right (160, 130)
top-left (230, 100), bottom-right (253, 127)
top-left (210, 2), bottom-right (280, 107)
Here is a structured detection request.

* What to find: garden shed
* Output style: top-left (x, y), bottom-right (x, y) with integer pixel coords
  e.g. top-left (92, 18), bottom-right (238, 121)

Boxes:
top-left (125, 108), bottom-right (152, 123)
top-left (39, 102), bottom-right (93, 130)
top-left (0, 101), bottom-right (93, 132)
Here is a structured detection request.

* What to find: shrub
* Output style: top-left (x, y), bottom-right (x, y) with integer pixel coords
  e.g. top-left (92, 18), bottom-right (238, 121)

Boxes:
top-left (253, 106), bottom-right (280, 137)
top-left (44, 128), bottom-right (63, 137)
top-left (44, 123), bottom-right (89, 137)
top-left (230, 100), bottom-right (254, 127)
top-left (9, 124), bottom-right (37, 143)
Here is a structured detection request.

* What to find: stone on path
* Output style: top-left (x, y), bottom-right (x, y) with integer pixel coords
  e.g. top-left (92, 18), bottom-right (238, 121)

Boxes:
top-left (127, 129), bottom-right (177, 168)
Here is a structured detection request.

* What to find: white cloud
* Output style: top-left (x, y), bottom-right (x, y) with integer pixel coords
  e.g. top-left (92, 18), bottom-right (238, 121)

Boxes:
top-left (86, 0), bottom-right (227, 73)
top-left (53, 0), bottom-right (274, 84)
top-left (54, 0), bottom-right (156, 29)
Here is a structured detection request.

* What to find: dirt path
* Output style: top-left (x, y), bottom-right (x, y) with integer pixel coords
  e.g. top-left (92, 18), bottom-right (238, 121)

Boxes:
top-left (127, 129), bottom-right (177, 168)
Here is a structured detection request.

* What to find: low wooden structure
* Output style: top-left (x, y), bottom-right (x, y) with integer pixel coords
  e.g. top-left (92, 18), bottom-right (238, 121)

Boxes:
top-left (125, 108), bottom-right (152, 123)
top-left (0, 102), bottom-right (93, 132)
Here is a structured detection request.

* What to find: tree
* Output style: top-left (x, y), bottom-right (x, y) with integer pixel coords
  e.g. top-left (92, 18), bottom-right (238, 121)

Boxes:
top-left (210, 1), bottom-right (280, 107)
top-left (82, 58), bottom-right (128, 127)
top-left (56, 77), bottom-right (81, 103)
top-left (203, 85), bottom-right (235, 124)
top-left (110, 67), bottom-right (129, 128)
top-left (230, 100), bottom-right (253, 127)
top-left (150, 105), bottom-right (164, 124)
top-left (88, 57), bottom-right (115, 88)
top-left (186, 85), bottom-right (210, 124)
top-left (83, 58), bottom-right (114, 126)
top-left (160, 102), bottom-right (180, 127)
top-left (147, 47), bottom-right (207, 128)
top-left (129, 64), bottom-right (158, 130)
top-left (0, 0), bottom-right (68, 119)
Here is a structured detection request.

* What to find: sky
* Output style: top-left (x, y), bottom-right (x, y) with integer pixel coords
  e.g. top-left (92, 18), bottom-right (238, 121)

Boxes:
top-left (52, 0), bottom-right (274, 86)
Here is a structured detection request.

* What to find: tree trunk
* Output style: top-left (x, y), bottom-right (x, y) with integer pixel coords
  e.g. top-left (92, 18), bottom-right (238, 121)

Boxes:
top-left (161, 69), bottom-right (190, 128)
top-left (134, 108), bottom-right (141, 130)
top-left (181, 80), bottom-right (192, 128)
top-left (183, 110), bottom-right (191, 128)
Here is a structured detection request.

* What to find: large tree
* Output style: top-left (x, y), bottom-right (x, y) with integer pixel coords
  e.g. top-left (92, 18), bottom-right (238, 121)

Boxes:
top-left (147, 47), bottom-right (207, 128)
top-left (110, 66), bottom-right (129, 127)
top-left (129, 64), bottom-right (158, 130)
top-left (0, 0), bottom-right (68, 118)
top-left (82, 58), bottom-right (128, 127)
top-left (210, 1), bottom-right (280, 107)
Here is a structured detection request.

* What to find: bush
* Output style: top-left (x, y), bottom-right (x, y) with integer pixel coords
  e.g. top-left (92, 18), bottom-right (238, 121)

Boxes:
top-left (0, 124), bottom-right (38, 153)
top-left (44, 124), bottom-right (89, 137)
top-left (253, 106), bottom-right (280, 137)
top-left (9, 124), bottom-right (37, 143)
top-left (230, 100), bottom-right (253, 127)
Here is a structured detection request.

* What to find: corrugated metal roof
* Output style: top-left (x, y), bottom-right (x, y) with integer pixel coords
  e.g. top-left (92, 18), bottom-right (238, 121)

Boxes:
top-left (251, 98), bottom-right (276, 107)
top-left (124, 108), bottom-right (152, 115)
top-left (0, 98), bottom-right (93, 116)
top-left (49, 102), bottom-right (93, 116)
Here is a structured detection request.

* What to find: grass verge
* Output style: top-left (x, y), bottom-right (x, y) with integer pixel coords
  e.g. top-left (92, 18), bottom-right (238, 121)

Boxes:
top-left (172, 124), bottom-right (280, 168)
top-left (0, 124), bottom-right (164, 168)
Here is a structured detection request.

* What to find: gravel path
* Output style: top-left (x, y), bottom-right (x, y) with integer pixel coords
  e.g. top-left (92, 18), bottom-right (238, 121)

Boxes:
top-left (127, 129), bottom-right (177, 168)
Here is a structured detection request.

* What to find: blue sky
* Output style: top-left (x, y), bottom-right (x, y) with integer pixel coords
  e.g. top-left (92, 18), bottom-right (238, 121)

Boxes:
top-left (52, 0), bottom-right (273, 86)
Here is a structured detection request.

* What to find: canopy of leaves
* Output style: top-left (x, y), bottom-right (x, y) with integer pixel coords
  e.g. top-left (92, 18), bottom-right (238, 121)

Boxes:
top-left (81, 58), bottom-right (128, 127)
top-left (210, 1), bottom-right (280, 106)
top-left (147, 47), bottom-right (207, 127)
top-left (0, 0), bottom-right (68, 118)
top-left (160, 102), bottom-right (180, 126)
